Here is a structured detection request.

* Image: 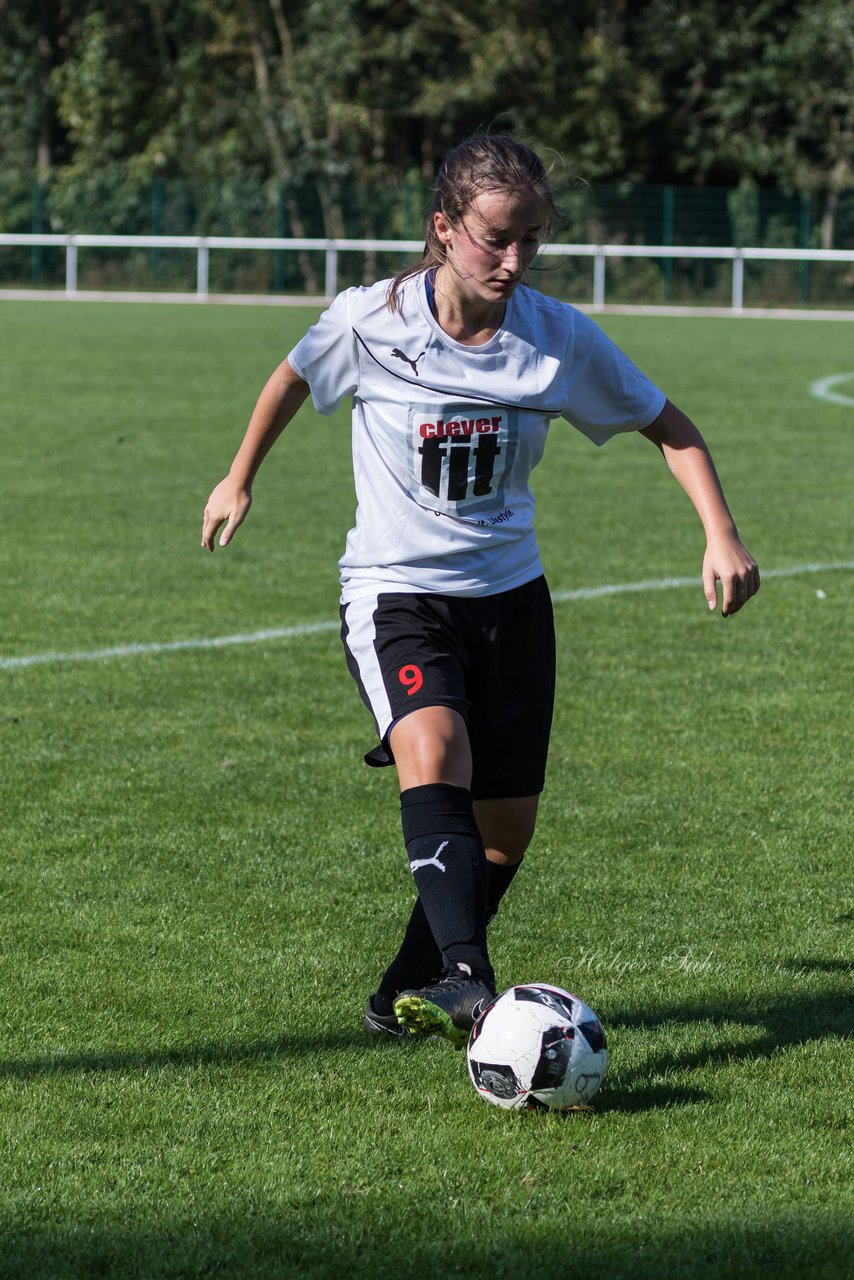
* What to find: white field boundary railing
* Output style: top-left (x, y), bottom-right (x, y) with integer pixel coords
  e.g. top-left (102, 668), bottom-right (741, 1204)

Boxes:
top-left (3, 233), bottom-right (854, 309)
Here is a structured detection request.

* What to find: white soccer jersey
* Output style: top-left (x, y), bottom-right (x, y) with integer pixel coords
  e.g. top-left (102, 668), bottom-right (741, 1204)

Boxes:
top-left (287, 275), bottom-right (665, 602)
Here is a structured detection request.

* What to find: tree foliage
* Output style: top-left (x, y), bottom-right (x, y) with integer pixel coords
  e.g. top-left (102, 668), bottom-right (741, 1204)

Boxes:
top-left (1, 0), bottom-right (852, 243)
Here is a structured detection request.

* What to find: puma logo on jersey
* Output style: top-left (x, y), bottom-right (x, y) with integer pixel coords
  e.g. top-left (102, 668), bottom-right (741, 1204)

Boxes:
top-left (391, 348), bottom-right (425, 376)
top-left (409, 840), bottom-right (448, 874)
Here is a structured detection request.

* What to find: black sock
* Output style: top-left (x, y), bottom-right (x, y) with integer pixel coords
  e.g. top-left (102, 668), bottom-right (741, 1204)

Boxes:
top-left (376, 897), bottom-right (442, 1002)
top-left (487, 855), bottom-right (523, 923)
top-left (376, 854), bottom-right (525, 1003)
top-left (399, 782), bottom-right (494, 987)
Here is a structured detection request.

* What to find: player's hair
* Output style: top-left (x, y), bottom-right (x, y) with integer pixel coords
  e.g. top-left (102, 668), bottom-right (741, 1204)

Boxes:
top-left (386, 133), bottom-right (560, 313)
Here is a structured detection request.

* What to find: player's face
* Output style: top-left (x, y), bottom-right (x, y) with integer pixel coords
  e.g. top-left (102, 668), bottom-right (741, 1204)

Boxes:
top-left (434, 187), bottom-right (544, 306)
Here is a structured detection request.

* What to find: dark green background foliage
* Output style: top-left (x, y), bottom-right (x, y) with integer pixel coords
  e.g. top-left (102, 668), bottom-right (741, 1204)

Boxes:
top-left (3, 0), bottom-right (854, 248)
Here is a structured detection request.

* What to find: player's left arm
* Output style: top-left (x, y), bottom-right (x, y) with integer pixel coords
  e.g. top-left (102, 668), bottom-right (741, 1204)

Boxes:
top-left (641, 398), bottom-right (760, 617)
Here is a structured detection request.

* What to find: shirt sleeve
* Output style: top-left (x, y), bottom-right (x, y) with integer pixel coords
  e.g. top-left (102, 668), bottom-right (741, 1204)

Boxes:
top-left (561, 309), bottom-right (666, 446)
top-left (287, 288), bottom-right (360, 416)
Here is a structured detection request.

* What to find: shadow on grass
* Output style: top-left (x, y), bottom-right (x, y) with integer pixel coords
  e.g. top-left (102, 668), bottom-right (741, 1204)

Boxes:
top-left (3, 966), bottom-right (848, 1112)
top-left (3, 1205), bottom-right (853, 1280)
top-left (0, 1027), bottom-right (374, 1080)
top-left (785, 955), bottom-right (854, 975)
top-left (606, 972), bottom-right (854, 1090)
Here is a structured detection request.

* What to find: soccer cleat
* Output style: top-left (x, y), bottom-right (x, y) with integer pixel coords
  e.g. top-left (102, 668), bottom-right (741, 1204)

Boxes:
top-left (364, 995), bottom-right (414, 1038)
top-left (393, 963), bottom-right (496, 1050)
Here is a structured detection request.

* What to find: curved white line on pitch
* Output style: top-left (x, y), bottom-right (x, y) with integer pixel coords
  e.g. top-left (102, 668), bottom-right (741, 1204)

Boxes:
top-left (809, 372), bottom-right (854, 407)
top-left (2, 560), bottom-right (852, 671)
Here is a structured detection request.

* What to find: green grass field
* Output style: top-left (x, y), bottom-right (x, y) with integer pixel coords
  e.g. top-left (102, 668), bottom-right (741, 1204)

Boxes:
top-left (1, 298), bottom-right (852, 1280)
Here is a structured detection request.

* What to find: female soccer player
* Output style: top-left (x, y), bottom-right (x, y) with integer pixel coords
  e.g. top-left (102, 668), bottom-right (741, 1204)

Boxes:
top-left (202, 134), bottom-right (760, 1048)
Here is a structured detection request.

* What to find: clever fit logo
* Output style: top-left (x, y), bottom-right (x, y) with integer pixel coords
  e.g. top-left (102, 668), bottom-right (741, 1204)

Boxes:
top-left (415, 410), bottom-right (504, 504)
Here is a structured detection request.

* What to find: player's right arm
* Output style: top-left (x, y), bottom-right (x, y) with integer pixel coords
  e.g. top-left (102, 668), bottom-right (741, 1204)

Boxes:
top-left (201, 358), bottom-right (310, 551)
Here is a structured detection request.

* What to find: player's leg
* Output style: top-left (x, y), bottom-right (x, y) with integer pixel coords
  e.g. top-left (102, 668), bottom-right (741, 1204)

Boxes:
top-left (377, 580), bottom-right (554, 1045)
top-left (347, 582), bottom-right (552, 1046)
top-left (389, 706), bottom-right (498, 1048)
top-left (476, 795), bottom-right (539, 866)
top-left (366, 796), bottom-right (537, 1034)
top-left (366, 705), bottom-right (470, 1031)
top-left (476, 794), bottom-right (539, 919)
top-left (461, 577), bottom-right (556, 969)
top-left (342, 593), bottom-right (491, 1041)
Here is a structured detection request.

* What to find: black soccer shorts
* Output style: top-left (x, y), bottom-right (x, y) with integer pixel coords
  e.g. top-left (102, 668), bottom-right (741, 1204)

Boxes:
top-left (339, 575), bottom-right (556, 799)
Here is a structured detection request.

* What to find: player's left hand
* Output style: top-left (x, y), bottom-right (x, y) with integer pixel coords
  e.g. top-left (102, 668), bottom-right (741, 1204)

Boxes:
top-left (703, 533), bottom-right (760, 616)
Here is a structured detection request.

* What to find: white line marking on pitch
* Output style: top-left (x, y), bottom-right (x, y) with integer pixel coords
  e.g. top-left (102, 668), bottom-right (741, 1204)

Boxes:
top-left (2, 561), bottom-right (852, 672)
top-left (0, 622), bottom-right (340, 671)
top-left (809, 372), bottom-right (854, 407)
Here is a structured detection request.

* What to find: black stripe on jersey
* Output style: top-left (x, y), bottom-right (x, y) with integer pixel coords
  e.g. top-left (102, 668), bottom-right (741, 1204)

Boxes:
top-left (353, 328), bottom-right (562, 416)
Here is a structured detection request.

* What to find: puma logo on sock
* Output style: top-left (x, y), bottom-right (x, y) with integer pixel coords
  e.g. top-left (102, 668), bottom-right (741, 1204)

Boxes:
top-left (409, 840), bottom-right (448, 874)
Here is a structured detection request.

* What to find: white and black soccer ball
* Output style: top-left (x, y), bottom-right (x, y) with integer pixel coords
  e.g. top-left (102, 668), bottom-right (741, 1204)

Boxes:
top-left (467, 983), bottom-right (608, 1111)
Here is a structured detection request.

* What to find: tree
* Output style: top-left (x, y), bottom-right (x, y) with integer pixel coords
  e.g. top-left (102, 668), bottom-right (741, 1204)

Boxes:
top-left (3, 0), bottom-right (852, 254)
top-left (0, 0), bottom-right (69, 228)
top-left (633, 0), bottom-right (854, 243)
top-left (738, 0), bottom-right (854, 247)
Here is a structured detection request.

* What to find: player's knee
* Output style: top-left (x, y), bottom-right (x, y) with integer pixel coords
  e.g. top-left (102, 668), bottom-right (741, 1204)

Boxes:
top-left (390, 706), bottom-right (472, 789)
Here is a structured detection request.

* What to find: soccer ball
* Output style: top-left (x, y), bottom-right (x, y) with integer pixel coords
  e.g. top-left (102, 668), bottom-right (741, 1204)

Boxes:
top-left (467, 983), bottom-right (608, 1111)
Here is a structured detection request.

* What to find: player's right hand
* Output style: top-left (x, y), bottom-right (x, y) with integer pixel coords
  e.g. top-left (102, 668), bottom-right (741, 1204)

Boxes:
top-left (201, 478), bottom-right (252, 551)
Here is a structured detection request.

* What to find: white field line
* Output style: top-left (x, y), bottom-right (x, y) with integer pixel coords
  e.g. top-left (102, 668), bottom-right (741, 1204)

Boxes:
top-left (809, 372), bottom-right (854, 407)
top-left (2, 561), bottom-right (852, 672)
top-left (552, 560), bottom-right (854, 602)
top-left (0, 621), bottom-right (339, 671)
